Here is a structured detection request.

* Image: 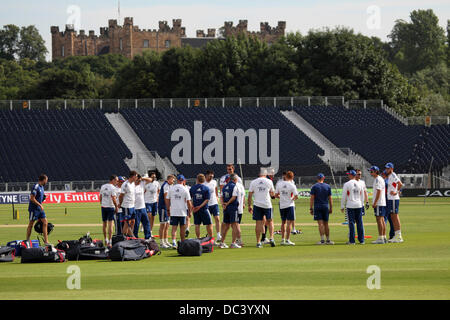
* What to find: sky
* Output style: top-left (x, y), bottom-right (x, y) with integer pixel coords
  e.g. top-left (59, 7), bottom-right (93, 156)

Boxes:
top-left (1, 0), bottom-right (449, 61)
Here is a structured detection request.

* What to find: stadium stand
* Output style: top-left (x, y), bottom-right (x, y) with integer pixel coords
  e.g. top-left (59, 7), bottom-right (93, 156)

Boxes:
top-left (120, 107), bottom-right (328, 177)
top-left (292, 106), bottom-right (450, 173)
top-left (0, 109), bottom-right (131, 182)
top-left (0, 105), bottom-right (447, 183)
top-left (406, 125), bottom-right (450, 173)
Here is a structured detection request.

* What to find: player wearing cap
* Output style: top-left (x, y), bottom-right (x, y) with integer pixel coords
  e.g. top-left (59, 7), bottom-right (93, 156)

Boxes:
top-left (310, 173), bottom-right (334, 245)
top-left (158, 174), bottom-right (175, 248)
top-left (99, 175), bottom-right (119, 247)
top-left (204, 170), bottom-right (221, 241)
top-left (118, 171), bottom-right (138, 237)
top-left (26, 174), bottom-right (50, 245)
top-left (248, 169), bottom-right (276, 248)
top-left (385, 163), bottom-right (404, 243)
top-left (381, 170), bottom-right (395, 240)
top-left (144, 171), bottom-right (160, 233)
top-left (276, 171), bottom-right (299, 245)
top-left (355, 169), bottom-right (370, 215)
top-left (190, 174), bottom-right (213, 239)
top-left (165, 174), bottom-right (192, 248)
top-left (341, 170), bottom-right (365, 244)
top-left (114, 176), bottom-right (125, 235)
top-left (369, 166), bottom-right (387, 244)
top-left (220, 174), bottom-right (242, 248)
top-left (133, 174), bottom-right (152, 239)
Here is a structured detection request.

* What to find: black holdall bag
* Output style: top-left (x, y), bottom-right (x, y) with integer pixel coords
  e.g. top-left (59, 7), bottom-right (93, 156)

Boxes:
top-left (21, 245), bottom-right (66, 263)
top-left (198, 236), bottom-right (215, 253)
top-left (0, 246), bottom-right (15, 262)
top-left (34, 221), bottom-right (54, 235)
top-left (177, 239), bottom-right (203, 256)
top-left (77, 244), bottom-right (109, 260)
top-left (56, 240), bottom-right (81, 261)
top-left (109, 239), bottom-right (152, 261)
top-left (143, 238), bottom-right (160, 256)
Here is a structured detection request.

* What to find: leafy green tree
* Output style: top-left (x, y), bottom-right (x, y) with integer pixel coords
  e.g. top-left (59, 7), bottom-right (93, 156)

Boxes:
top-left (388, 9), bottom-right (446, 74)
top-left (0, 25), bottom-right (20, 60)
top-left (18, 25), bottom-right (47, 61)
top-left (157, 46), bottom-right (198, 98)
top-left (32, 65), bottom-right (98, 99)
top-left (0, 58), bottom-right (38, 99)
top-left (288, 27), bottom-right (419, 115)
top-left (112, 51), bottom-right (160, 98)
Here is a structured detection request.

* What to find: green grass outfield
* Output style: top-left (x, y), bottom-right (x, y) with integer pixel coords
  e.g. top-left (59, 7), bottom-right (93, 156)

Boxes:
top-left (0, 197), bottom-right (449, 300)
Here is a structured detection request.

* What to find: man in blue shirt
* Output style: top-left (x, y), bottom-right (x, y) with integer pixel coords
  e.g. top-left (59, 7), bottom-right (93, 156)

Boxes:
top-left (190, 174), bottom-right (213, 239)
top-left (26, 174), bottom-right (50, 245)
top-left (220, 174), bottom-right (241, 248)
top-left (310, 173), bottom-right (334, 245)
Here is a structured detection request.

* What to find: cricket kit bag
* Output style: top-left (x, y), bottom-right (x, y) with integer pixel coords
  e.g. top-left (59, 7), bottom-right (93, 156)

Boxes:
top-left (56, 240), bottom-right (81, 260)
top-left (34, 221), bottom-right (54, 235)
top-left (7, 240), bottom-right (39, 256)
top-left (109, 239), bottom-right (155, 261)
top-left (198, 236), bottom-right (215, 253)
top-left (77, 244), bottom-right (109, 260)
top-left (21, 245), bottom-right (66, 263)
top-left (177, 239), bottom-right (203, 256)
top-left (0, 246), bottom-right (15, 262)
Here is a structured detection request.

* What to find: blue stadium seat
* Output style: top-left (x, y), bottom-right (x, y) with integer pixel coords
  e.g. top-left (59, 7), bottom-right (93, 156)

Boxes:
top-left (0, 109), bottom-right (132, 182)
top-left (120, 107), bottom-right (327, 177)
top-left (293, 106), bottom-right (449, 173)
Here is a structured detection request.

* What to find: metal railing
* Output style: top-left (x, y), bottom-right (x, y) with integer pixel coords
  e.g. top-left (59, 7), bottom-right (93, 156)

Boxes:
top-left (1, 97), bottom-right (447, 126)
top-left (0, 96), bottom-right (349, 111)
top-left (406, 116), bottom-right (450, 126)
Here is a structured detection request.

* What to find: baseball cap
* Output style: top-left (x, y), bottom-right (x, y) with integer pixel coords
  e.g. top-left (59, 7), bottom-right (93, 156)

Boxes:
top-left (317, 173), bottom-right (325, 179)
top-left (176, 174), bottom-right (186, 181)
top-left (385, 162), bottom-right (394, 169)
top-left (118, 176), bottom-right (125, 182)
top-left (369, 166), bottom-right (380, 172)
top-left (346, 170), bottom-right (357, 176)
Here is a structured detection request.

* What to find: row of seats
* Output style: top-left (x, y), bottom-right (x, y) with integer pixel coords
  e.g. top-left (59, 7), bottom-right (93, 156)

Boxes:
top-left (293, 106), bottom-right (447, 173)
top-left (0, 109), bottom-right (131, 182)
top-left (120, 107), bottom-right (327, 177)
top-left (406, 125), bottom-right (450, 173)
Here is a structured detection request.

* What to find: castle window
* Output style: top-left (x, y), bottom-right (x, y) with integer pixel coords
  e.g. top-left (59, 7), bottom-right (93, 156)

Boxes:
top-left (119, 38), bottom-right (123, 51)
top-left (61, 45), bottom-right (65, 57)
top-left (143, 39), bottom-right (149, 48)
top-left (165, 40), bottom-right (171, 48)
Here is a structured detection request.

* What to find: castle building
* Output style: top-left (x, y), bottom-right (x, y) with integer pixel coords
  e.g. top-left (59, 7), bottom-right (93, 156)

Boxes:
top-left (51, 18), bottom-right (286, 60)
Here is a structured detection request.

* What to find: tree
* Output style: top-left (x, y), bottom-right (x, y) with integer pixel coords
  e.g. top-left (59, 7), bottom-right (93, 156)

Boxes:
top-left (32, 65), bottom-right (98, 99)
top-left (288, 27), bottom-right (419, 115)
top-left (18, 25), bottom-right (47, 62)
top-left (0, 58), bottom-right (39, 99)
top-left (0, 25), bottom-right (20, 60)
top-left (388, 9), bottom-right (446, 74)
top-left (157, 46), bottom-right (198, 98)
top-left (112, 51), bottom-right (160, 98)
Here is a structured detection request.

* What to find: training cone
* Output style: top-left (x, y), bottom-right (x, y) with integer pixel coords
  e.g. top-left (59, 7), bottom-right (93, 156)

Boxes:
top-left (355, 235), bottom-right (372, 239)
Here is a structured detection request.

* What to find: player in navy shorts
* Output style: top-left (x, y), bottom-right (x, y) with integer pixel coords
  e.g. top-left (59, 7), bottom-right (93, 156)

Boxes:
top-left (26, 174), bottom-right (50, 245)
top-left (190, 174), bottom-right (213, 238)
top-left (310, 173), bottom-right (334, 245)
